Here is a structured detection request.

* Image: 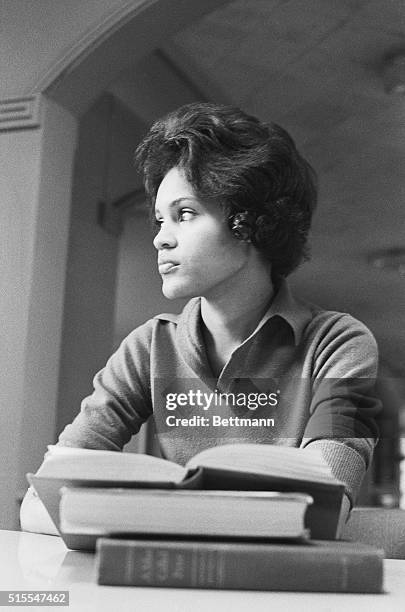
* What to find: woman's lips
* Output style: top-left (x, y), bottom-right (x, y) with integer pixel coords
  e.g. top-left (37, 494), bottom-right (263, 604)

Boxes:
top-left (158, 262), bottom-right (179, 275)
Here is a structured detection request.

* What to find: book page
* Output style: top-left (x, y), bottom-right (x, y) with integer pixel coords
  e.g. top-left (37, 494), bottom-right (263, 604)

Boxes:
top-left (186, 443), bottom-right (337, 484)
top-left (37, 446), bottom-right (187, 484)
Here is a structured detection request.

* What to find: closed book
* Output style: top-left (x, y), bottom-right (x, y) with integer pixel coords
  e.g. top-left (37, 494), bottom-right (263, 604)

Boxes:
top-left (59, 488), bottom-right (311, 549)
top-left (96, 537), bottom-right (384, 593)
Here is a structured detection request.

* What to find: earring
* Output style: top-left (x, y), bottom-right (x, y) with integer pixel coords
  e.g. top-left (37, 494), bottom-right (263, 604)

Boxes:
top-left (229, 211), bottom-right (255, 242)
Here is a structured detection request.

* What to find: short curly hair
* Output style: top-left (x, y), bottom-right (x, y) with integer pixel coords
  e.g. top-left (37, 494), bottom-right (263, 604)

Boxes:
top-left (135, 102), bottom-right (317, 281)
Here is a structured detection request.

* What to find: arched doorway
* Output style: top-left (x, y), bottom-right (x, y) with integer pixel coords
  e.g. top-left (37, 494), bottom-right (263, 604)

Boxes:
top-left (1, 0), bottom-right (229, 529)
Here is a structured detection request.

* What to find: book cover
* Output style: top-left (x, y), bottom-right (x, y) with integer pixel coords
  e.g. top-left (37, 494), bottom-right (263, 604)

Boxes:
top-left (95, 537), bottom-right (384, 593)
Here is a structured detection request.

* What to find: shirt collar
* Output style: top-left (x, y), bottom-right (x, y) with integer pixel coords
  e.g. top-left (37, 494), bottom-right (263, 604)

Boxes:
top-left (257, 279), bottom-right (313, 345)
top-left (173, 280), bottom-right (313, 359)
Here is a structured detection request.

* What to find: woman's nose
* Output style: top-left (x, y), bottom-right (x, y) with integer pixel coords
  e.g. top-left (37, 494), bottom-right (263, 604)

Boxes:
top-left (153, 224), bottom-right (177, 250)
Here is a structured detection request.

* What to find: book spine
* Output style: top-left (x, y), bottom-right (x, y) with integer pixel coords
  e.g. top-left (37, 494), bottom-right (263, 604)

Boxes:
top-left (96, 539), bottom-right (383, 592)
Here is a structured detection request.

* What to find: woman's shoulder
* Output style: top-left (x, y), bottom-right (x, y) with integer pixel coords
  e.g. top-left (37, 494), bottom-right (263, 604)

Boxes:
top-left (305, 305), bottom-right (377, 346)
top-left (301, 304), bottom-right (378, 378)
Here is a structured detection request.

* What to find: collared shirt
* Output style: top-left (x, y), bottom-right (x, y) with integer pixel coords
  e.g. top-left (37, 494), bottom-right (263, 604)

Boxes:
top-left (58, 281), bottom-right (380, 504)
top-left (253, 278), bottom-right (311, 344)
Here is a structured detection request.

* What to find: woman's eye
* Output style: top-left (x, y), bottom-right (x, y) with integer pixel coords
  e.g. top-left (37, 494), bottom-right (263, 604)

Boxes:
top-left (179, 210), bottom-right (195, 222)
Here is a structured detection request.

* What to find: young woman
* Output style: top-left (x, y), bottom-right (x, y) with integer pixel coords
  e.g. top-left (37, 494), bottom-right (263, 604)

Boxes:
top-left (20, 103), bottom-right (380, 534)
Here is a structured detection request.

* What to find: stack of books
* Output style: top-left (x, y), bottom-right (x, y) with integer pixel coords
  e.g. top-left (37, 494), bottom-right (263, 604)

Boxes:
top-left (28, 444), bottom-right (384, 592)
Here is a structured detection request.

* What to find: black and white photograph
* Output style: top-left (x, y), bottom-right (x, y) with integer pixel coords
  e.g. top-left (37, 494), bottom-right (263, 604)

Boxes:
top-left (1, 0), bottom-right (405, 609)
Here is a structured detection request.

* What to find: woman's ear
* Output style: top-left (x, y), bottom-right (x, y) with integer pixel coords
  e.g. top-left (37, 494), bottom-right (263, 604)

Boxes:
top-left (228, 211), bottom-right (256, 242)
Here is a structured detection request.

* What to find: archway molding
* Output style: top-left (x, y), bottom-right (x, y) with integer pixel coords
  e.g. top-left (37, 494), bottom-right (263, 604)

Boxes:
top-left (37, 0), bottom-right (229, 117)
top-left (1, 0), bottom-right (229, 529)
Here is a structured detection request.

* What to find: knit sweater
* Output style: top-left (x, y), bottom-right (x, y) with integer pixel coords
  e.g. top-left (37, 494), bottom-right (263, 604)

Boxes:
top-left (58, 281), bottom-right (380, 504)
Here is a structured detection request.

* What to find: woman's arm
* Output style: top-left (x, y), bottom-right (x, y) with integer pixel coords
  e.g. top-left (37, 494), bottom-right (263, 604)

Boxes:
top-left (303, 314), bottom-right (381, 506)
top-left (57, 324), bottom-right (154, 450)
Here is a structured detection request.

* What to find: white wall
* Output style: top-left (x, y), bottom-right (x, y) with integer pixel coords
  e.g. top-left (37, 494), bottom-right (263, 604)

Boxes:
top-left (0, 126), bottom-right (42, 528)
top-left (0, 0), bottom-right (141, 97)
top-left (55, 97), bottom-right (147, 436)
top-left (0, 97), bottom-right (77, 528)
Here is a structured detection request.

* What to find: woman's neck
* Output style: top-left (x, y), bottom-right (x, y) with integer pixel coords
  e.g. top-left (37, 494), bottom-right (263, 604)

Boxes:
top-left (200, 281), bottom-right (274, 378)
top-left (201, 285), bottom-right (274, 345)
top-left (200, 261), bottom-right (275, 375)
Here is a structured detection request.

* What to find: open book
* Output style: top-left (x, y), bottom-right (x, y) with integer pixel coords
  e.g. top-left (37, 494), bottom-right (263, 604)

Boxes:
top-left (28, 443), bottom-right (344, 546)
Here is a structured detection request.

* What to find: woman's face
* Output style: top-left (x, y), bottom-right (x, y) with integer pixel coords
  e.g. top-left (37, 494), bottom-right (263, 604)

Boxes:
top-left (153, 167), bottom-right (250, 300)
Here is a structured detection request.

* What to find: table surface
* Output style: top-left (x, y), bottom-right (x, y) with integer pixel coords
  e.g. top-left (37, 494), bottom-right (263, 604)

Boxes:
top-left (0, 530), bottom-right (403, 611)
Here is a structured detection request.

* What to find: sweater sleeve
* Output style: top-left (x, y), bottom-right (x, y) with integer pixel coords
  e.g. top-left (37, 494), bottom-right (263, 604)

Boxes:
top-left (301, 314), bottom-right (381, 505)
top-left (57, 321), bottom-right (154, 451)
